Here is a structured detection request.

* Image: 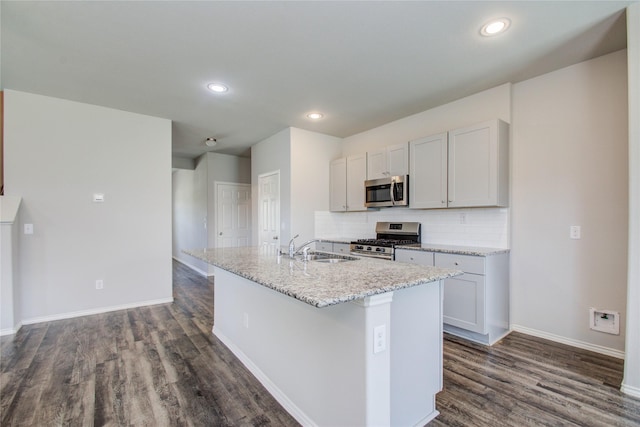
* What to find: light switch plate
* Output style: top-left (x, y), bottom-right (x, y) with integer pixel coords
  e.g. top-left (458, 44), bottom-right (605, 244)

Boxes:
top-left (24, 224), bottom-right (34, 235)
top-left (570, 225), bottom-right (581, 239)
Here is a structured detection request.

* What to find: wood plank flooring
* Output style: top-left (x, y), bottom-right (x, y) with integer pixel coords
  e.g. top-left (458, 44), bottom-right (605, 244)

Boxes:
top-left (1, 260), bottom-right (639, 426)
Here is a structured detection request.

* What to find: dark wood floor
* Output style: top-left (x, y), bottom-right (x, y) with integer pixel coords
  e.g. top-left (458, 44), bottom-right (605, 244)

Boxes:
top-left (1, 260), bottom-right (639, 426)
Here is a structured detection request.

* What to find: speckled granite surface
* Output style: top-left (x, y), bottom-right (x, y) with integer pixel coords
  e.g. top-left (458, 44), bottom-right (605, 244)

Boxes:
top-left (316, 238), bottom-right (352, 244)
top-left (395, 244), bottom-right (510, 256)
top-left (185, 246), bottom-right (462, 308)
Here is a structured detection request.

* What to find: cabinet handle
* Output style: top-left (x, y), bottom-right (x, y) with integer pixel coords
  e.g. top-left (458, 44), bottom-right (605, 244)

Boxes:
top-left (273, 236), bottom-right (278, 240)
top-left (454, 262), bottom-right (459, 265)
top-left (219, 232), bottom-right (223, 236)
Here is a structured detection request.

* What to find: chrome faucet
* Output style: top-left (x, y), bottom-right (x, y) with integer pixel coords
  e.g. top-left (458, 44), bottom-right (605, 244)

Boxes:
top-left (288, 234), bottom-right (300, 258)
top-left (288, 235), bottom-right (320, 258)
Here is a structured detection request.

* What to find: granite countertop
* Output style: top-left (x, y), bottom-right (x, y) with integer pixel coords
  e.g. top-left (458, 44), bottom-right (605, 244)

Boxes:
top-left (395, 243), bottom-right (510, 256)
top-left (316, 238), bottom-right (353, 244)
top-left (185, 246), bottom-right (461, 308)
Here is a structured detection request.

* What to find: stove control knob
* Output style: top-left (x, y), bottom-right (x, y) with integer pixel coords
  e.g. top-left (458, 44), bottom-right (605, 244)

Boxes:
top-left (366, 246), bottom-right (372, 251)
top-left (375, 247), bottom-right (382, 252)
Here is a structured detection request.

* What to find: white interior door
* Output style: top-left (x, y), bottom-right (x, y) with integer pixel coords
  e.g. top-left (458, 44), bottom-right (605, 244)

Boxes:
top-left (258, 171), bottom-right (280, 249)
top-left (216, 183), bottom-right (252, 248)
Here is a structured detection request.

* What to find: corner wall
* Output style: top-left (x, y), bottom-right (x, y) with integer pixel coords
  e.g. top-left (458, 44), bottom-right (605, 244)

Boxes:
top-left (4, 90), bottom-right (173, 323)
top-left (251, 128), bottom-right (292, 246)
top-left (510, 50), bottom-right (628, 354)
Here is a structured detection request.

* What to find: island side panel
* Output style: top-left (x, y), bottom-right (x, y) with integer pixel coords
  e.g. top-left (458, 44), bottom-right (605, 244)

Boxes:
top-left (390, 280), bottom-right (444, 426)
top-left (212, 267), bottom-right (393, 426)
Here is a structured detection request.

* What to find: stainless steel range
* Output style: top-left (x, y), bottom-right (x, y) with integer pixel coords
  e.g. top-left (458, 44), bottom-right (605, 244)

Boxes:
top-left (350, 222), bottom-right (421, 260)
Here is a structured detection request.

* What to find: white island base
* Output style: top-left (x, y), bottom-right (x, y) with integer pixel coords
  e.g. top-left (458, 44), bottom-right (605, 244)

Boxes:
top-left (213, 267), bottom-right (444, 427)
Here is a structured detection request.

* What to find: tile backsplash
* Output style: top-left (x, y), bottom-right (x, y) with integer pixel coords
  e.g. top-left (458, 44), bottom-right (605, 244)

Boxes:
top-left (315, 207), bottom-right (509, 248)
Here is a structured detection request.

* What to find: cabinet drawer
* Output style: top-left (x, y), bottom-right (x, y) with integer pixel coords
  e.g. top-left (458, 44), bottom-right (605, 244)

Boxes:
top-left (315, 242), bottom-right (333, 252)
top-left (435, 253), bottom-right (485, 275)
top-left (333, 243), bottom-right (351, 254)
top-left (395, 250), bottom-right (434, 266)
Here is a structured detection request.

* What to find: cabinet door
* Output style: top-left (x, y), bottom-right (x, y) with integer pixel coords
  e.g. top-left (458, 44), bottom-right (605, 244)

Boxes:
top-left (387, 142), bottom-right (409, 176)
top-left (330, 158), bottom-right (347, 212)
top-left (395, 249), bottom-right (434, 266)
top-left (448, 120), bottom-right (499, 207)
top-left (333, 243), bottom-right (351, 254)
top-left (442, 273), bottom-right (486, 334)
top-left (366, 149), bottom-right (387, 180)
top-left (346, 154), bottom-right (367, 211)
top-left (409, 133), bottom-right (447, 209)
top-left (315, 242), bottom-right (333, 252)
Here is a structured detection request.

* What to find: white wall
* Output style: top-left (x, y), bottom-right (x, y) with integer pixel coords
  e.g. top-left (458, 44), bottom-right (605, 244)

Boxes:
top-left (172, 168), bottom-right (209, 274)
top-left (622, 2), bottom-right (640, 396)
top-left (290, 128), bottom-right (342, 243)
top-left (251, 127), bottom-right (342, 247)
top-left (251, 128), bottom-right (292, 245)
top-left (511, 50), bottom-right (628, 353)
top-left (4, 90), bottom-right (172, 323)
top-left (342, 83), bottom-right (511, 156)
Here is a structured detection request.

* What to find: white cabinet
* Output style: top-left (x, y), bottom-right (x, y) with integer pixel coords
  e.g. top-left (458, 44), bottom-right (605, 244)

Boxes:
top-left (315, 241), bottom-right (351, 254)
top-left (367, 143), bottom-right (408, 180)
top-left (330, 158), bottom-right (347, 212)
top-left (315, 241), bottom-right (333, 252)
top-left (397, 249), bottom-right (510, 346)
top-left (448, 119), bottom-right (509, 208)
top-left (409, 119), bottom-right (509, 209)
top-left (330, 154), bottom-right (368, 212)
top-left (409, 133), bottom-right (448, 209)
top-left (395, 249), bottom-right (434, 266)
top-left (435, 252), bottom-right (509, 345)
top-left (333, 242), bottom-right (351, 254)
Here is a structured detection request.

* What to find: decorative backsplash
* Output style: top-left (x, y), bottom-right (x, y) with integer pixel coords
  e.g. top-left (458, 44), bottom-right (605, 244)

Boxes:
top-left (315, 207), bottom-right (509, 249)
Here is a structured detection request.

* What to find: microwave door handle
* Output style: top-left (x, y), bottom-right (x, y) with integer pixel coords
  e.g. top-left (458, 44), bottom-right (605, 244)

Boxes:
top-left (390, 180), bottom-right (396, 205)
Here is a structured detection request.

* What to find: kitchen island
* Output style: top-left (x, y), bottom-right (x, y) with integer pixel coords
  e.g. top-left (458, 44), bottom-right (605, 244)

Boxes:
top-left (185, 246), bottom-right (461, 427)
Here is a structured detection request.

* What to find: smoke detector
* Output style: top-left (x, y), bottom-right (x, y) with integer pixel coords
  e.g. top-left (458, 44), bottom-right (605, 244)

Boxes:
top-left (205, 137), bottom-right (217, 147)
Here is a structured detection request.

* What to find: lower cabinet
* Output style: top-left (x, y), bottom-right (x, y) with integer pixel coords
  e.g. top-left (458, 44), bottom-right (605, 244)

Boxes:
top-left (315, 241), bottom-right (351, 254)
top-left (396, 249), bottom-right (510, 345)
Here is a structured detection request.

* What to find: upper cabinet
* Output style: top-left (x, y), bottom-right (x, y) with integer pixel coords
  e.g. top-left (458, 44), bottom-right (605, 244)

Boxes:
top-left (330, 154), bottom-right (368, 212)
top-left (410, 119), bottom-right (509, 209)
top-left (409, 133), bottom-right (448, 209)
top-left (366, 142), bottom-right (409, 180)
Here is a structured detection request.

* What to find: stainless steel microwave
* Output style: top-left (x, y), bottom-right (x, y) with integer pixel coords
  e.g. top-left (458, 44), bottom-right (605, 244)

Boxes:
top-left (365, 175), bottom-right (408, 207)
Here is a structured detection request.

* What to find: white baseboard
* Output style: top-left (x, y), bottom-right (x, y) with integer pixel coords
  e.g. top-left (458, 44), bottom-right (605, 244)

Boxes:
top-left (173, 256), bottom-right (212, 277)
top-left (511, 324), bottom-right (625, 359)
top-left (621, 383), bottom-right (640, 398)
top-left (213, 327), bottom-right (317, 427)
top-left (20, 297), bottom-right (174, 326)
top-left (0, 322), bottom-right (23, 336)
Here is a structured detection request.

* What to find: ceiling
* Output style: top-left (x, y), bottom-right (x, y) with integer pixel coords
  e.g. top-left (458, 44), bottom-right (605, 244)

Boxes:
top-left (1, 1), bottom-right (631, 159)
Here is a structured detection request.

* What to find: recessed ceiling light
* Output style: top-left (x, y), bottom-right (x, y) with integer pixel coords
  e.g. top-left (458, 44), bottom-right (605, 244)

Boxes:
top-left (307, 112), bottom-right (323, 120)
top-left (480, 18), bottom-right (511, 37)
top-left (207, 83), bottom-right (228, 93)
